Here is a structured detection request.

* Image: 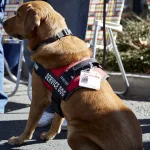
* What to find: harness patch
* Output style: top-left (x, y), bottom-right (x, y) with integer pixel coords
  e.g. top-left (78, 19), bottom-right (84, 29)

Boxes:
top-left (79, 69), bottom-right (102, 90)
top-left (45, 73), bottom-right (67, 97)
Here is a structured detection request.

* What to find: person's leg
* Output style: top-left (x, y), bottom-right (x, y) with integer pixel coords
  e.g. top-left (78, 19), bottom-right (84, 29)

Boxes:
top-left (23, 40), bottom-right (34, 74)
top-left (0, 33), bottom-right (8, 113)
top-left (24, 0), bottom-right (90, 40)
top-left (46, 0), bottom-right (90, 40)
top-left (3, 41), bottom-right (21, 75)
top-left (133, 0), bottom-right (142, 15)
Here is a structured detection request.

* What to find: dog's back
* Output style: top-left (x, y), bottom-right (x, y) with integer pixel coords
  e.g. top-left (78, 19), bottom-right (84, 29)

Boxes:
top-left (64, 81), bottom-right (143, 150)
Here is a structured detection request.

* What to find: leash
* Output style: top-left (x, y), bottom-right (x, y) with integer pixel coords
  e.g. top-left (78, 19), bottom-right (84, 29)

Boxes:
top-left (102, 0), bottom-right (107, 68)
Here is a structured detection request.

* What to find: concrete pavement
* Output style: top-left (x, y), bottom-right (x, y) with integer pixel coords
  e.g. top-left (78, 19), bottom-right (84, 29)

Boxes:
top-left (0, 77), bottom-right (150, 150)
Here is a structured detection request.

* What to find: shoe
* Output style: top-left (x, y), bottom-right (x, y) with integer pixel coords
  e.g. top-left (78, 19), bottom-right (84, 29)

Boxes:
top-left (37, 112), bottom-right (68, 130)
top-left (37, 112), bottom-right (54, 127)
top-left (0, 101), bottom-right (7, 114)
top-left (0, 105), bottom-right (5, 114)
top-left (61, 119), bottom-right (67, 130)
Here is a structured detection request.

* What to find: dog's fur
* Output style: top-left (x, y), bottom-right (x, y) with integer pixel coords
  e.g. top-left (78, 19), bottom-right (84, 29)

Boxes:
top-left (3, 1), bottom-right (143, 149)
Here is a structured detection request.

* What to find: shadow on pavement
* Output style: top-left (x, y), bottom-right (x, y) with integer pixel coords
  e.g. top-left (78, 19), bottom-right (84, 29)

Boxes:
top-left (139, 119), bottom-right (150, 149)
top-left (119, 95), bottom-right (150, 102)
top-left (1, 119), bottom-right (150, 149)
top-left (143, 142), bottom-right (150, 150)
top-left (139, 119), bottom-right (150, 125)
top-left (5, 102), bottom-right (30, 113)
top-left (139, 119), bottom-right (150, 134)
top-left (0, 120), bottom-right (67, 144)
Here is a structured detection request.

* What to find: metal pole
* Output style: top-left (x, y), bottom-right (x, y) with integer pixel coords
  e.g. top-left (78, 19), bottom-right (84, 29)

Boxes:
top-left (8, 40), bottom-right (24, 97)
top-left (92, 20), bottom-right (100, 58)
top-left (108, 28), bottom-right (129, 94)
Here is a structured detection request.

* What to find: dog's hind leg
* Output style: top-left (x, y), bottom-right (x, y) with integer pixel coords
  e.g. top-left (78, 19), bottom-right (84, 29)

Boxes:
top-left (68, 133), bottom-right (102, 150)
top-left (40, 113), bottom-right (64, 141)
top-left (8, 71), bottom-right (51, 145)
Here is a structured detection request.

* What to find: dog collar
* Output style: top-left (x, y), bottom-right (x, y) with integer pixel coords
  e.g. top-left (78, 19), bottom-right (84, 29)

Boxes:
top-left (33, 29), bottom-right (72, 52)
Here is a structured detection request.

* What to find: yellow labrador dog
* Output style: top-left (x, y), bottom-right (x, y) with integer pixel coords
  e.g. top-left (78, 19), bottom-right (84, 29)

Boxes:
top-left (3, 1), bottom-right (143, 149)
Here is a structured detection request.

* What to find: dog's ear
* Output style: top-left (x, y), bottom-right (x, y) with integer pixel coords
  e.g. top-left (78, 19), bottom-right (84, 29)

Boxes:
top-left (24, 6), bottom-right (40, 35)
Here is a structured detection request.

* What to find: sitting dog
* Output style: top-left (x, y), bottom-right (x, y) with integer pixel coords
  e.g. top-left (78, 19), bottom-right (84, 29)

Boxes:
top-left (3, 1), bottom-right (143, 149)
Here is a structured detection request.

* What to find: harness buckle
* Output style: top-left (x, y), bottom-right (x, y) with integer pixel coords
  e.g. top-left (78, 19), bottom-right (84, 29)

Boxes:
top-left (34, 63), bottom-right (39, 70)
top-left (56, 32), bottom-right (64, 39)
top-left (89, 62), bottom-right (94, 69)
top-left (60, 74), bottom-right (70, 86)
top-left (56, 29), bottom-right (72, 39)
top-left (63, 29), bottom-right (72, 35)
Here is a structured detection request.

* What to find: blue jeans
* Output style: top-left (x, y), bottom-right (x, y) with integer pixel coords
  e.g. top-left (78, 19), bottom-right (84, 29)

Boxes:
top-left (23, 0), bottom-right (90, 113)
top-left (0, 33), bottom-right (8, 113)
top-left (3, 42), bottom-right (21, 74)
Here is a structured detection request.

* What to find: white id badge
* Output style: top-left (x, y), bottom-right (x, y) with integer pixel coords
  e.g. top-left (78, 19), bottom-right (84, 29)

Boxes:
top-left (79, 70), bottom-right (101, 90)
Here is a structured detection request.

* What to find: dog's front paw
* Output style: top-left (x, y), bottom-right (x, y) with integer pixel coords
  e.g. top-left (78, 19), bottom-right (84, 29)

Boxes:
top-left (40, 132), bottom-right (57, 141)
top-left (8, 136), bottom-right (23, 145)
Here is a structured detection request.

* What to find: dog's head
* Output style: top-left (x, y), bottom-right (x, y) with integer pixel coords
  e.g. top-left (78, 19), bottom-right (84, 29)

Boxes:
top-left (3, 1), bottom-right (91, 67)
top-left (3, 1), bottom-right (67, 44)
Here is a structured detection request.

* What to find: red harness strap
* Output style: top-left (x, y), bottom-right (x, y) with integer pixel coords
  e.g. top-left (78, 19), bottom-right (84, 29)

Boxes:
top-left (43, 61), bottom-right (108, 94)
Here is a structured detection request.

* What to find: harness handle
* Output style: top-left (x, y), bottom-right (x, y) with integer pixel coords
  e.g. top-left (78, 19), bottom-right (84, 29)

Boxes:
top-left (62, 58), bottom-right (101, 80)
